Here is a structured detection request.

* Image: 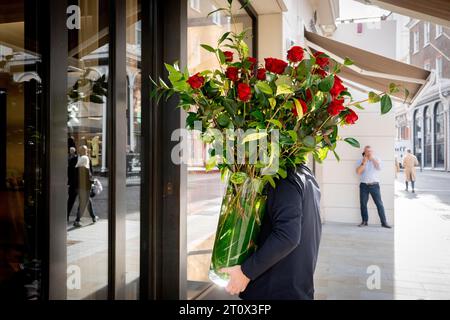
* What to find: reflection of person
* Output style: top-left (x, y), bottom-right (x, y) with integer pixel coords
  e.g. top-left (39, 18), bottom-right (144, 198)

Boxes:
top-left (403, 149), bottom-right (419, 193)
top-left (73, 146), bottom-right (99, 228)
top-left (91, 136), bottom-right (100, 167)
top-left (394, 157), bottom-right (400, 178)
top-left (221, 165), bottom-right (322, 300)
top-left (67, 147), bottom-right (78, 221)
top-left (356, 146), bottom-right (391, 228)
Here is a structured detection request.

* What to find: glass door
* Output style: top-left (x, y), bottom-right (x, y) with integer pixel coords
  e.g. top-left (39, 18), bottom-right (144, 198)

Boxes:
top-left (66, 0), bottom-right (110, 300)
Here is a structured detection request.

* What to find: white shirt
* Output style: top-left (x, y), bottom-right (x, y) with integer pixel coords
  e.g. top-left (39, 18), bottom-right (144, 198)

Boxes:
top-left (356, 157), bottom-right (382, 183)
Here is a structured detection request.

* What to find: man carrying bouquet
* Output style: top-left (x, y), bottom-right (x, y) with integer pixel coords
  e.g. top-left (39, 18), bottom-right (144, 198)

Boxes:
top-left (221, 165), bottom-right (322, 300)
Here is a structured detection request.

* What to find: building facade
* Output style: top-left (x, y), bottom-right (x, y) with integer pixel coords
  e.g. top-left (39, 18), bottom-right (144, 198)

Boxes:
top-left (399, 19), bottom-right (450, 171)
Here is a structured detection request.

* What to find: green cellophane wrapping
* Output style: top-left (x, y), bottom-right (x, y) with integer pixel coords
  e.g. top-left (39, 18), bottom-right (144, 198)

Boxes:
top-left (209, 176), bottom-right (267, 287)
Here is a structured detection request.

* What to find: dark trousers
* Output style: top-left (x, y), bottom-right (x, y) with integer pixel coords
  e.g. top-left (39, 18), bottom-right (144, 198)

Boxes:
top-left (76, 190), bottom-right (96, 222)
top-left (67, 186), bottom-right (78, 220)
top-left (359, 183), bottom-right (387, 224)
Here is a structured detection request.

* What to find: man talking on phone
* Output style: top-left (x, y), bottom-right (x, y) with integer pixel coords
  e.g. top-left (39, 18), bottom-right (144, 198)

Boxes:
top-left (356, 146), bottom-right (391, 228)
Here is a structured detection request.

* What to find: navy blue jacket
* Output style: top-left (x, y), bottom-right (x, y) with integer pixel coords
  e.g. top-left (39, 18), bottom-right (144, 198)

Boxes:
top-left (240, 165), bottom-right (322, 300)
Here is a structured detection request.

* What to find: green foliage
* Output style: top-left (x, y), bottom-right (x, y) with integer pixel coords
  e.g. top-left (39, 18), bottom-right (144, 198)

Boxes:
top-left (149, 0), bottom-right (403, 194)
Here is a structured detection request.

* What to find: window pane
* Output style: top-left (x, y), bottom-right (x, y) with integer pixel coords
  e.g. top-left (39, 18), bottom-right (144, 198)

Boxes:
top-left (125, 0), bottom-right (141, 299)
top-left (424, 107), bottom-right (432, 167)
top-left (414, 110), bottom-right (422, 165)
top-left (434, 104), bottom-right (445, 168)
top-left (186, 0), bottom-right (253, 299)
top-left (67, 0), bottom-right (109, 299)
top-left (0, 0), bottom-right (44, 299)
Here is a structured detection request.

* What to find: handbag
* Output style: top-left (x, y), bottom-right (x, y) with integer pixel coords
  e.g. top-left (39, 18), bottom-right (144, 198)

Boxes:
top-left (90, 178), bottom-right (103, 197)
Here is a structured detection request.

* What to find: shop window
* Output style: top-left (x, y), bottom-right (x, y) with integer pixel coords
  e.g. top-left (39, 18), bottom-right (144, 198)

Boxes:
top-left (424, 106), bottom-right (432, 167)
top-left (186, 0), bottom-right (254, 299)
top-left (414, 110), bottom-right (422, 166)
top-left (434, 103), bottom-right (445, 168)
top-left (66, 0), bottom-right (110, 300)
top-left (424, 22), bottom-right (430, 46)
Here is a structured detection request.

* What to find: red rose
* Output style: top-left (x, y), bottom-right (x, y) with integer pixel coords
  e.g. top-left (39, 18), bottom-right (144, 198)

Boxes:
top-left (287, 46), bottom-right (304, 63)
top-left (305, 89), bottom-right (313, 102)
top-left (265, 58), bottom-right (288, 75)
top-left (226, 66), bottom-right (239, 82)
top-left (256, 68), bottom-right (267, 80)
top-left (187, 73), bottom-right (205, 89)
top-left (345, 109), bottom-right (359, 124)
top-left (224, 51), bottom-right (234, 63)
top-left (237, 83), bottom-right (252, 102)
top-left (330, 75), bottom-right (346, 98)
top-left (312, 67), bottom-right (327, 78)
top-left (314, 51), bottom-right (329, 68)
top-left (327, 98), bottom-right (345, 116)
top-left (246, 57), bottom-right (257, 69)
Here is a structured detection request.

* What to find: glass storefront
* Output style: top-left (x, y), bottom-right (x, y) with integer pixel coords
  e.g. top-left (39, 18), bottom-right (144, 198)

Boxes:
top-left (66, 0), bottom-right (110, 300)
top-left (1, 0), bottom-right (258, 300)
top-left (424, 106), bottom-right (432, 167)
top-left (186, 0), bottom-right (254, 299)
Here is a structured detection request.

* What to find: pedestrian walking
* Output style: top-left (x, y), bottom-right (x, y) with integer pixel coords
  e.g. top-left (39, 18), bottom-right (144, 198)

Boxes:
top-left (403, 149), bottom-right (419, 193)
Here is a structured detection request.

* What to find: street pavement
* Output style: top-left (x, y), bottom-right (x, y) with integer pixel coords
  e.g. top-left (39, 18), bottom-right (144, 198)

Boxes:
top-left (66, 169), bottom-right (450, 300)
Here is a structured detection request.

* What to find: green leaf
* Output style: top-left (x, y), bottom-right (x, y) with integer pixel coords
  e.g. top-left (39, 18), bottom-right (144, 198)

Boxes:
top-left (343, 57), bottom-right (354, 66)
top-left (218, 32), bottom-right (231, 45)
top-left (207, 7), bottom-right (228, 17)
top-left (380, 94), bottom-right (392, 114)
top-left (388, 83), bottom-right (400, 94)
top-left (344, 137), bottom-right (360, 148)
top-left (353, 103), bottom-right (365, 110)
top-left (267, 119), bottom-right (283, 129)
top-left (263, 175), bottom-right (276, 188)
top-left (276, 84), bottom-right (293, 96)
top-left (368, 91), bottom-right (381, 103)
top-left (287, 130), bottom-right (298, 142)
top-left (275, 75), bottom-right (291, 86)
top-left (200, 44), bottom-right (216, 53)
top-left (277, 167), bottom-right (287, 179)
top-left (302, 136), bottom-right (315, 148)
top-left (242, 132), bottom-right (268, 144)
top-left (217, 113), bottom-right (231, 127)
top-left (218, 49), bottom-right (226, 64)
top-left (251, 110), bottom-right (264, 121)
top-left (332, 150), bottom-right (341, 161)
top-left (318, 75), bottom-right (335, 92)
top-left (205, 156), bottom-right (218, 171)
top-left (268, 97), bottom-right (277, 109)
top-left (293, 98), bottom-right (304, 119)
top-left (230, 172), bottom-right (248, 185)
top-left (256, 81), bottom-right (273, 95)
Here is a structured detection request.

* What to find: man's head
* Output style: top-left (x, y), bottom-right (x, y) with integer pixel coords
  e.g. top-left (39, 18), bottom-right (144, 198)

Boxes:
top-left (407, 149), bottom-right (412, 154)
top-left (69, 147), bottom-right (76, 155)
top-left (363, 145), bottom-right (373, 158)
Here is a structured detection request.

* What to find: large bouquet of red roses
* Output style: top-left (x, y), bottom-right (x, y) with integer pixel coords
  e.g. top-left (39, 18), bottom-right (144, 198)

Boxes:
top-left (153, 0), bottom-right (397, 286)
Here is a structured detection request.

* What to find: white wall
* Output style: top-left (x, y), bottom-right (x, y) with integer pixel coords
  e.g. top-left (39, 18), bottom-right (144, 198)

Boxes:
top-left (316, 90), bottom-right (396, 225)
top-left (332, 20), bottom-right (397, 58)
top-left (316, 20), bottom-right (397, 225)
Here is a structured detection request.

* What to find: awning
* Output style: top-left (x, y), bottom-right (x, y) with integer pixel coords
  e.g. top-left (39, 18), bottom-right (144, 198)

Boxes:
top-left (354, 0), bottom-right (450, 28)
top-left (304, 30), bottom-right (432, 104)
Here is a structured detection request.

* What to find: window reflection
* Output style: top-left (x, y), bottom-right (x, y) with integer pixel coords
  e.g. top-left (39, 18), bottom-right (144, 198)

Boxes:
top-left (186, 0), bottom-right (253, 299)
top-left (66, 0), bottom-right (109, 300)
top-left (0, 0), bottom-right (43, 299)
top-left (434, 103), bottom-right (444, 168)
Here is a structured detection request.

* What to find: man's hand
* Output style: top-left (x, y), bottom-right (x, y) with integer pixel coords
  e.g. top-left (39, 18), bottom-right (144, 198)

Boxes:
top-left (220, 265), bottom-right (250, 295)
